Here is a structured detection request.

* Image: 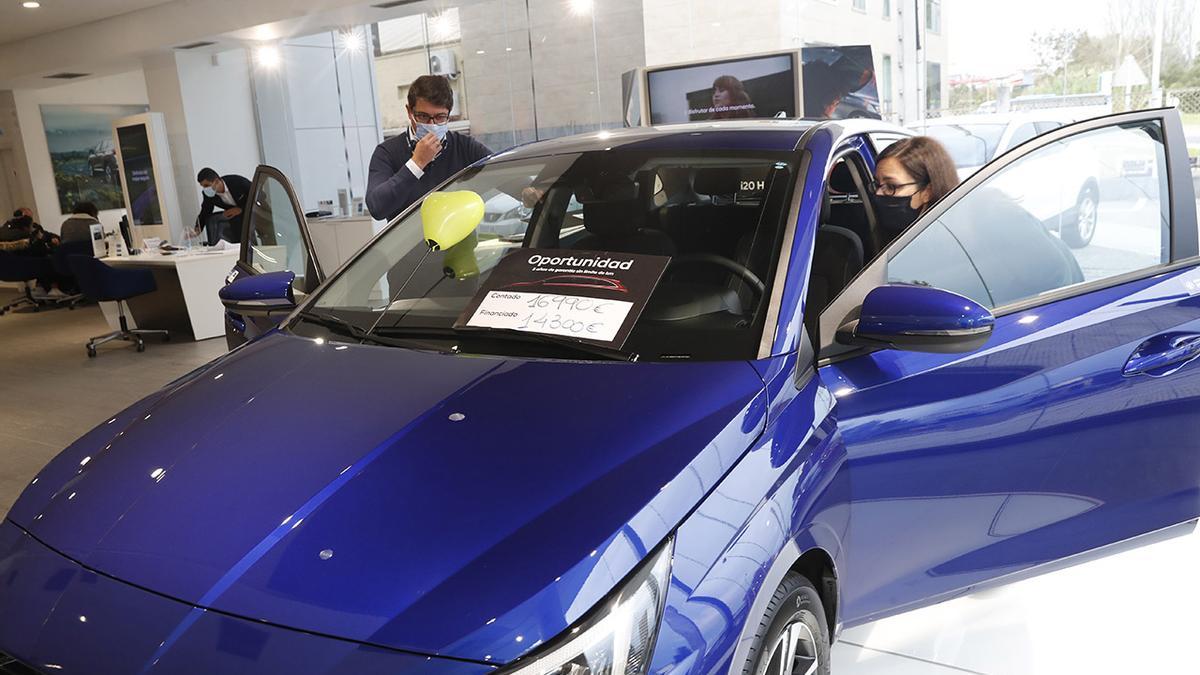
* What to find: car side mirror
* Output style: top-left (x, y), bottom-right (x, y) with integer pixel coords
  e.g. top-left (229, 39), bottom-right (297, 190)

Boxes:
top-left (837, 284), bottom-right (994, 354)
top-left (219, 270), bottom-right (297, 318)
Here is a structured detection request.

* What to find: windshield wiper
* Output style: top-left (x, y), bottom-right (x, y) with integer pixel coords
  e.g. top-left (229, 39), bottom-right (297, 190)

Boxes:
top-left (451, 327), bottom-right (640, 362)
top-left (295, 310), bottom-right (415, 348)
top-left (299, 312), bottom-right (638, 361)
top-left (369, 324), bottom-right (638, 362)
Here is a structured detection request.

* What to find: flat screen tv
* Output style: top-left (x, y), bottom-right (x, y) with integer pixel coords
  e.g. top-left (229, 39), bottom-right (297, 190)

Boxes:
top-left (646, 53), bottom-right (798, 125)
top-left (116, 123), bottom-right (162, 227)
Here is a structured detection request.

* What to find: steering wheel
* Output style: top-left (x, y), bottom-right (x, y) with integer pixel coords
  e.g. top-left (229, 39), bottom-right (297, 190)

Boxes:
top-left (667, 253), bottom-right (766, 297)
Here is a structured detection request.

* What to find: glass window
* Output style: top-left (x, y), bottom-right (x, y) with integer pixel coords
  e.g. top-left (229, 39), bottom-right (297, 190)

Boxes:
top-left (306, 151), bottom-right (800, 361)
top-left (880, 54), bottom-right (893, 115)
top-left (1035, 121), bottom-right (1063, 134)
top-left (1007, 123), bottom-right (1038, 149)
top-left (883, 0), bottom-right (891, 17)
top-left (853, 0), bottom-right (867, 11)
top-left (888, 120), bottom-right (1170, 309)
top-left (924, 122), bottom-right (1006, 168)
top-left (248, 175), bottom-right (319, 293)
top-left (926, 0), bottom-right (941, 33)
top-left (926, 61), bottom-right (942, 111)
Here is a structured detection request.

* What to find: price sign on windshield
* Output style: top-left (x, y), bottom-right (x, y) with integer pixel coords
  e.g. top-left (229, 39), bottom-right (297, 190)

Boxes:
top-left (455, 249), bottom-right (669, 348)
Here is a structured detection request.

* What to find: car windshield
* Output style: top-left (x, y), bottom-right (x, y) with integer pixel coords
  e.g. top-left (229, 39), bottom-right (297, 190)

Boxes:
top-left (925, 123), bottom-right (1006, 168)
top-left (298, 149), bottom-right (799, 361)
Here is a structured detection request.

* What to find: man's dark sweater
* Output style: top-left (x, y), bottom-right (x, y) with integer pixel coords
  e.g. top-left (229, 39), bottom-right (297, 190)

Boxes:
top-left (365, 130), bottom-right (492, 222)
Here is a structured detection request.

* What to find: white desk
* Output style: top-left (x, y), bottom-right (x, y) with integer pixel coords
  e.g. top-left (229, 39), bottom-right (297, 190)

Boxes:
top-left (99, 249), bottom-right (239, 340)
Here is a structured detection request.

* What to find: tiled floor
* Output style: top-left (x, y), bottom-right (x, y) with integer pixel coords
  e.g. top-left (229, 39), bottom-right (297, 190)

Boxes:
top-left (1, 289), bottom-right (1197, 674)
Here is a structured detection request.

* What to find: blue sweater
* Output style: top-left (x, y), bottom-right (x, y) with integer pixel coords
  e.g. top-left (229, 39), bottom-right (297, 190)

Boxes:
top-left (365, 131), bottom-right (492, 222)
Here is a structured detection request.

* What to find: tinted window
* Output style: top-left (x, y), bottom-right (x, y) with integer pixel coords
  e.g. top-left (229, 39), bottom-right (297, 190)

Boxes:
top-left (889, 120), bottom-right (1169, 309)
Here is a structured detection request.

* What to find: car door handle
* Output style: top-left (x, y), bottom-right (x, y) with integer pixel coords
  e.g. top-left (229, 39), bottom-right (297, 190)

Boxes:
top-left (1123, 332), bottom-right (1200, 377)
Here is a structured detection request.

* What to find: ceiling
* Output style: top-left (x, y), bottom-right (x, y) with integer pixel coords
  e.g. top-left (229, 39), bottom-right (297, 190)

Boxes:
top-left (0, 0), bottom-right (177, 46)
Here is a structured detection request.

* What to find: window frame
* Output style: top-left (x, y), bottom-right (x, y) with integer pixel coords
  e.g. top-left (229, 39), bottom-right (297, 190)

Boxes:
top-left (238, 164), bottom-right (326, 294)
top-left (817, 108), bottom-right (1198, 363)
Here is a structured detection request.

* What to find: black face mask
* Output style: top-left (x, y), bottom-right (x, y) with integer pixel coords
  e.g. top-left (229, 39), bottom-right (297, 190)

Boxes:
top-left (873, 194), bottom-right (922, 232)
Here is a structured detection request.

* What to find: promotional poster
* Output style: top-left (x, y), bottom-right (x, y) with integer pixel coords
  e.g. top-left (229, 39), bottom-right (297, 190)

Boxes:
top-left (38, 104), bottom-right (149, 212)
top-left (116, 123), bottom-right (162, 227)
top-left (455, 249), bottom-right (669, 347)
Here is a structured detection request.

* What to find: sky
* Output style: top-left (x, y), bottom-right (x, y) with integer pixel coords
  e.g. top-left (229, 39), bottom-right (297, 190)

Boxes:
top-left (944, 0), bottom-right (1199, 77)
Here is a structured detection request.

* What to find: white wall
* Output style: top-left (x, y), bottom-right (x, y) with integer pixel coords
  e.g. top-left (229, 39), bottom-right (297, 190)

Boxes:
top-left (177, 48), bottom-right (260, 181)
top-left (12, 71), bottom-right (149, 234)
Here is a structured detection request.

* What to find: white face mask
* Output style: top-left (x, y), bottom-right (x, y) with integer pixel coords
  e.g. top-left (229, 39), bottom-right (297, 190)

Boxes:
top-left (202, 186), bottom-right (216, 198)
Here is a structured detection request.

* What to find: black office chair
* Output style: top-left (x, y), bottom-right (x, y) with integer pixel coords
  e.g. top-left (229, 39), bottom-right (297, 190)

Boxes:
top-left (67, 255), bottom-right (170, 357)
top-left (0, 253), bottom-right (54, 315)
top-left (49, 241), bottom-right (90, 310)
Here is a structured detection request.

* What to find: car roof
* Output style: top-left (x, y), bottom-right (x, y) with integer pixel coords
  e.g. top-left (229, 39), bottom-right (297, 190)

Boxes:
top-left (918, 107), bottom-right (1110, 128)
top-left (487, 118), bottom-right (910, 160)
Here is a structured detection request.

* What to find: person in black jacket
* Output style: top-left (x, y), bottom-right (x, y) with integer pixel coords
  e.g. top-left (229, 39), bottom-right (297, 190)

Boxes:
top-left (366, 75), bottom-right (491, 222)
top-left (194, 168), bottom-right (251, 244)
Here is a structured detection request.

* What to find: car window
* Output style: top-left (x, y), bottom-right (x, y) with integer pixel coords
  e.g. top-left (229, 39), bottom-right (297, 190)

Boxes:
top-left (248, 174), bottom-right (319, 293)
top-left (888, 119), bottom-right (1169, 309)
top-left (1007, 123), bottom-right (1038, 148)
top-left (924, 123), bottom-right (1006, 168)
top-left (309, 151), bottom-right (799, 361)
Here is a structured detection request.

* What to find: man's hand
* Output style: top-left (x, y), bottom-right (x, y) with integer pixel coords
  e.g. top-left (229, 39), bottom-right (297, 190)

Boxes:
top-left (222, 207), bottom-right (243, 219)
top-left (412, 133), bottom-right (442, 170)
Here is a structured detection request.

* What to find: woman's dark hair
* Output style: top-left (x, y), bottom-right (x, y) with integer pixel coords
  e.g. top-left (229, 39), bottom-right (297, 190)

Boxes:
top-left (407, 75), bottom-right (455, 111)
top-left (711, 75), bottom-right (754, 119)
top-left (878, 136), bottom-right (960, 208)
top-left (196, 167), bottom-right (220, 183)
top-left (72, 201), bottom-right (99, 218)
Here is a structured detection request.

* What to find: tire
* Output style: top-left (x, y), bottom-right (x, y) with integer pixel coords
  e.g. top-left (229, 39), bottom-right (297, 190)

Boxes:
top-left (1063, 185), bottom-right (1098, 249)
top-left (742, 573), bottom-right (830, 675)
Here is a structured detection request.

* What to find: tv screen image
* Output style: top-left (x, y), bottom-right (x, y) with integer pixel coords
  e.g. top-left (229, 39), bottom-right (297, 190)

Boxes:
top-left (646, 53), bottom-right (797, 125)
top-left (800, 45), bottom-right (881, 120)
top-left (116, 123), bottom-right (162, 227)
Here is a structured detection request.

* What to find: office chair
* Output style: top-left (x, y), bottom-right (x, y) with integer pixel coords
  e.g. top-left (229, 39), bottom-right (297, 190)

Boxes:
top-left (0, 253), bottom-right (55, 315)
top-left (67, 255), bottom-right (170, 357)
top-left (49, 240), bottom-right (90, 310)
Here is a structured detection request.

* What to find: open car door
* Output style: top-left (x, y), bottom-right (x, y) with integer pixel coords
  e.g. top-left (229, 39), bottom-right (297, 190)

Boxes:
top-left (223, 165), bottom-right (325, 348)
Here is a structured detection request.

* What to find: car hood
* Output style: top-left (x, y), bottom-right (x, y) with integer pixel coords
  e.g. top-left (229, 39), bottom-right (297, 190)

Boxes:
top-left (9, 332), bottom-right (766, 662)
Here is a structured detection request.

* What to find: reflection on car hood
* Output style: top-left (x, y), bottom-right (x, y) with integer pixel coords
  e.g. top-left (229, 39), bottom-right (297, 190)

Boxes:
top-left (9, 332), bottom-right (766, 662)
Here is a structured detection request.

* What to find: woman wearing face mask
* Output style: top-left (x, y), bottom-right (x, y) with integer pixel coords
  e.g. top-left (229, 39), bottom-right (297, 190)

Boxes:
top-left (872, 136), bottom-right (959, 243)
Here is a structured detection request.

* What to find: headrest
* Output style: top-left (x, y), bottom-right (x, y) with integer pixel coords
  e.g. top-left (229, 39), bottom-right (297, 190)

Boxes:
top-left (582, 200), bottom-right (644, 238)
top-left (828, 161), bottom-right (857, 194)
top-left (575, 174), bottom-right (638, 203)
top-left (693, 168), bottom-right (741, 196)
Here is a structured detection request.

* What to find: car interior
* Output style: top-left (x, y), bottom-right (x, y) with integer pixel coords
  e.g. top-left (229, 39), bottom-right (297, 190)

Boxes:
top-left (522, 156), bottom-right (795, 359)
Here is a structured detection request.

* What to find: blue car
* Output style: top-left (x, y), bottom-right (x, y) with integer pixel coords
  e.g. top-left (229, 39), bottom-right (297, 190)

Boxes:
top-left (2, 109), bottom-right (1198, 675)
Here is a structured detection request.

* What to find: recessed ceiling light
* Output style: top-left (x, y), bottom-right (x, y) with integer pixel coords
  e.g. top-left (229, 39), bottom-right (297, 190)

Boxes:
top-left (23, 1), bottom-right (41, 8)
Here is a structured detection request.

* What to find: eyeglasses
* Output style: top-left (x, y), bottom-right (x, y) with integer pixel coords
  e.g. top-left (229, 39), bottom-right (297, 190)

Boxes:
top-left (412, 111), bottom-right (451, 124)
top-left (873, 180), bottom-right (925, 197)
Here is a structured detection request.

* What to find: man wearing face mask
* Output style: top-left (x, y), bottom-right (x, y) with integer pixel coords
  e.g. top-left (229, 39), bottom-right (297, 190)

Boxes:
top-left (194, 168), bottom-right (251, 244)
top-left (366, 75), bottom-right (492, 222)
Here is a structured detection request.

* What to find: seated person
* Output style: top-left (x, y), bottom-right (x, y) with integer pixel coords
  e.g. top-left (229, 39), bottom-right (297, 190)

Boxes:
top-left (59, 201), bottom-right (100, 244)
top-left (0, 208), bottom-right (34, 251)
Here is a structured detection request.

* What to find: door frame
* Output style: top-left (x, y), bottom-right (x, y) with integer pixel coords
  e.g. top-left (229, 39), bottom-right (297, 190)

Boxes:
top-left (817, 107), bottom-right (1199, 364)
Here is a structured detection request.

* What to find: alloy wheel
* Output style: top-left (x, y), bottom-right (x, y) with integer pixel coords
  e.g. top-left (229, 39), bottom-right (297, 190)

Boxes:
top-left (765, 620), bottom-right (820, 675)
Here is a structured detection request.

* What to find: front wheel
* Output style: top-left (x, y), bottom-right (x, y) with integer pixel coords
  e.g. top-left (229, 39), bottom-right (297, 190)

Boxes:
top-left (743, 573), bottom-right (830, 675)
top-left (1063, 186), bottom-right (1098, 249)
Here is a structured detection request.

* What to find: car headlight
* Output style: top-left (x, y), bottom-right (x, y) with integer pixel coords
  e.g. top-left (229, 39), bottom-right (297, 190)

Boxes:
top-left (504, 540), bottom-right (673, 675)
